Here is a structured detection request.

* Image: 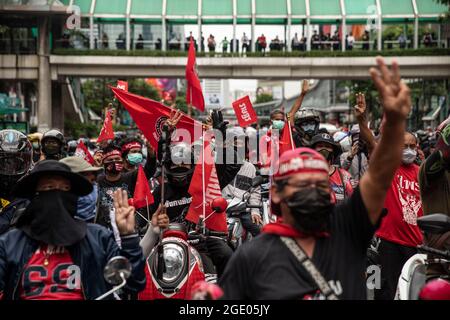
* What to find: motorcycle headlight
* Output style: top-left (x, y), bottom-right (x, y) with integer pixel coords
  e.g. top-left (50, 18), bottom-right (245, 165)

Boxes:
top-left (163, 243), bottom-right (185, 282)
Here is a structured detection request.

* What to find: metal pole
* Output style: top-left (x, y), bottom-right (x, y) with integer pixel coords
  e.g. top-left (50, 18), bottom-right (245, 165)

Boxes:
top-left (414, 16), bottom-right (419, 49)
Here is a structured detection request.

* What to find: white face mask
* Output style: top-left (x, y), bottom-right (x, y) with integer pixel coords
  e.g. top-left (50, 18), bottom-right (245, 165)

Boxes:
top-left (402, 148), bottom-right (417, 164)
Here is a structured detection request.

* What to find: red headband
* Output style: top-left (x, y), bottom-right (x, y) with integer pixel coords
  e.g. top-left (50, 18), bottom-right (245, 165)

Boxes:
top-left (274, 147), bottom-right (329, 181)
top-left (121, 142), bottom-right (142, 153)
top-left (103, 150), bottom-right (122, 162)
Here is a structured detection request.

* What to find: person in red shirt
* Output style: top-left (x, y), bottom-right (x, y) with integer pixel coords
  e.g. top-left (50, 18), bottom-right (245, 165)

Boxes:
top-left (310, 132), bottom-right (354, 204)
top-left (374, 131), bottom-right (423, 300)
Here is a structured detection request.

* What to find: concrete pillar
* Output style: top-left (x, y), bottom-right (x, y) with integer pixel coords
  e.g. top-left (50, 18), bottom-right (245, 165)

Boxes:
top-left (126, 17), bottom-right (131, 51)
top-left (414, 17), bottom-right (419, 49)
top-left (341, 18), bottom-right (346, 52)
top-left (52, 81), bottom-right (64, 133)
top-left (306, 18), bottom-right (311, 51)
top-left (38, 16), bottom-right (51, 132)
top-left (90, 15), bottom-right (94, 49)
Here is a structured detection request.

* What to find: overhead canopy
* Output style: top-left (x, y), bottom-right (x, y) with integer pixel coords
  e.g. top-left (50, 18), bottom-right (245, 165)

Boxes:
top-left (70, 0), bottom-right (447, 25)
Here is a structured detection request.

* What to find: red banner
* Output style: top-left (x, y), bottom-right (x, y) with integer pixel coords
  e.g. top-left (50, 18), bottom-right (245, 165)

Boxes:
top-left (117, 80), bottom-right (128, 92)
top-left (97, 109), bottom-right (115, 143)
top-left (74, 141), bottom-right (95, 165)
top-left (232, 95), bottom-right (258, 127)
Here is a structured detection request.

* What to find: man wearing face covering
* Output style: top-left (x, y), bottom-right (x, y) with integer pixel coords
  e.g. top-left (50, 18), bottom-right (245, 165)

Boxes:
top-left (0, 160), bottom-right (146, 300)
top-left (219, 57), bottom-right (412, 300)
top-left (60, 156), bottom-right (103, 222)
top-left (95, 143), bottom-right (156, 239)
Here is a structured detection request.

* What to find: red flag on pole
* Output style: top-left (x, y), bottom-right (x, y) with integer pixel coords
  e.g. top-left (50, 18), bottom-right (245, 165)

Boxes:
top-left (111, 87), bottom-right (202, 152)
top-left (132, 165), bottom-right (154, 209)
top-left (117, 80), bottom-right (128, 91)
top-left (97, 109), bottom-right (115, 143)
top-left (278, 121), bottom-right (295, 156)
top-left (231, 95), bottom-right (258, 127)
top-left (185, 37), bottom-right (205, 112)
top-left (185, 136), bottom-right (227, 233)
top-left (74, 140), bottom-right (95, 165)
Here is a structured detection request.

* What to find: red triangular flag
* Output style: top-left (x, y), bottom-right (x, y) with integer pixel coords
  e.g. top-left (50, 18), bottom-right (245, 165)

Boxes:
top-left (111, 87), bottom-right (202, 152)
top-left (185, 136), bottom-right (227, 233)
top-left (185, 37), bottom-right (205, 112)
top-left (74, 141), bottom-right (95, 165)
top-left (133, 165), bottom-right (154, 209)
top-left (97, 109), bottom-right (115, 143)
top-left (279, 121), bottom-right (295, 156)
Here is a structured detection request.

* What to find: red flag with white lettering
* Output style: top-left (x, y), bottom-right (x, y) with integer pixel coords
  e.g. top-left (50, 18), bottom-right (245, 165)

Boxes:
top-left (231, 95), bottom-right (258, 127)
top-left (74, 140), bottom-right (95, 165)
top-left (117, 80), bottom-right (128, 92)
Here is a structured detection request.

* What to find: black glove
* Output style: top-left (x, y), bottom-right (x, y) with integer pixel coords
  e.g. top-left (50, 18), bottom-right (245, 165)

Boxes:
top-left (211, 110), bottom-right (228, 139)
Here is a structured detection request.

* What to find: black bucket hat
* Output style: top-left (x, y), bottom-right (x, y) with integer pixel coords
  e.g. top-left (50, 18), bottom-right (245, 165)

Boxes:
top-left (310, 133), bottom-right (342, 156)
top-left (12, 160), bottom-right (93, 198)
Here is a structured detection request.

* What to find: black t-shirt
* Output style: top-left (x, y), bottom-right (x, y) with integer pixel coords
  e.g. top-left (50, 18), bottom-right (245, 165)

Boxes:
top-left (219, 187), bottom-right (378, 300)
top-left (149, 183), bottom-right (192, 223)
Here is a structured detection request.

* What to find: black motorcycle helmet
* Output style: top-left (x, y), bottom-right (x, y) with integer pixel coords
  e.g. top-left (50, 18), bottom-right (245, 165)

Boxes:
top-left (67, 140), bottom-right (78, 156)
top-left (0, 129), bottom-right (32, 199)
top-left (294, 109), bottom-right (321, 140)
top-left (165, 143), bottom-right (194, 187)
top-left (310, 132), bottom-right (342, 163)
top-left (41, 129), bottom-right (65, 160)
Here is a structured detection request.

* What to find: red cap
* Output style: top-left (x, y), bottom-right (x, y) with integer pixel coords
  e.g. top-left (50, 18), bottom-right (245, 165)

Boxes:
top-left (274, 147), bottom-right (329, 181)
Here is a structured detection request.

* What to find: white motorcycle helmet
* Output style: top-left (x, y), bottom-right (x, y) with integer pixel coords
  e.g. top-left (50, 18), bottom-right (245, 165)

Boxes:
top-left (333, 131), bottom-right (351, 153)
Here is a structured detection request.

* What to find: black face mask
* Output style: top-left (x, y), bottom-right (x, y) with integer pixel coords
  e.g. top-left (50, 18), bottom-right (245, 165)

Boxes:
top-left (285, 187), bottom-right (333, 235)
top-left (317, 149), bottom-right (333, 163)
top-left (167, 166), bottom-right (193, 187)
top-left (18, 191), bottom-right (87, 246)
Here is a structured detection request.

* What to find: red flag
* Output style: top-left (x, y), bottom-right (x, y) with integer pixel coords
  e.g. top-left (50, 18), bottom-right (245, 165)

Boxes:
top-left (111, 87), bottom-right (202, 152)
top-left (232, 95), bottom-right (258, 127)
top-left (279, 121), bottom-right (295, 156)
top-left (185, 136), bottom-right (227, 233)
top-left (97, 109), bottom-right (115, 143)
top-left (74, 140), bottom-right (95, 165)
top-left (117, 80), bottom-right (128, 91)
top-left (185, 37), bottom-right (205, 112)
top-left (132, 165), bottom-right (154, 209)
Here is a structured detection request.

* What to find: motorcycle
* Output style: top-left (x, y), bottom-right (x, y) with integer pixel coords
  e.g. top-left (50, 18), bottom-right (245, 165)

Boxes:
top-left (138, 198), bottom-right (228, 300)
top-left (96, 256), bottom-right (132, 300)
top-left (395, 213), bottom-right (450, 300)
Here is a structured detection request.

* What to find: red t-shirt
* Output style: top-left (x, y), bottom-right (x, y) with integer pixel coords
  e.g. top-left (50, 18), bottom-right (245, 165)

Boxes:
top-left (376, 164), bottom-right (423, 247)
top-left (20, 245), bottom-right (84, 300)
top-left (329, 167), bottom-right (353, 204)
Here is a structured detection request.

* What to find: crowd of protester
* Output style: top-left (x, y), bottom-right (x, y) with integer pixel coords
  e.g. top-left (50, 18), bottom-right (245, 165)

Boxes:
top-left (0, 57), bottom-right (449, 300)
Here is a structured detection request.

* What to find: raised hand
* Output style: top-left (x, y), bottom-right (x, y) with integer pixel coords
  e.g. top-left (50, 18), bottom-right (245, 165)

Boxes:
top-left (370, 57), bottom-right (411, 123)
top-left (166, 109), bottom-right (183, 131)
top-left (301, 79), bottom-right (310, 95)
top-left (354, 92), bottom-right (367, 120)
top-left (211, 110), bottom-right (229, 137)
top-left (151, 205), bottom-right (170, 231)
top-left (113, 189), bottom-right (136, 236)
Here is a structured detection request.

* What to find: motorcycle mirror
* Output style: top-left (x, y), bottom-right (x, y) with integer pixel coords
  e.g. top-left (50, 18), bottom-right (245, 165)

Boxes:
top-left (417, 214), bottom-right (450, 234)
top-left (210, 197), bottom-right (228, 214)
top-left (252, 176), bottom-right (264, 187)
top-left (103, 256), bottom-right (132, 286)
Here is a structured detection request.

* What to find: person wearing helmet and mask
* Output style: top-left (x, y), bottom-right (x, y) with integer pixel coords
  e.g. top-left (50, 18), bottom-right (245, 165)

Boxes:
top-left (0, 130), bottom-right (33, 235)
top-left (120, 137), bottom-right (145, 173)
top-left (41, 129), bottom-right (66, 161)
top-left (27, 132), bottom-right (43, 163)
top-left (146, 110), bottom-right (240, 279)
top-left (419, 118), bottom-right (450, 281)
top-left (95, 140), bottom-right (157, 240)
top-left (219, 57), bottom-right (412, 300)
top-left (311, 133), bottom-right (354, 204)
top-left (293, 108), bottom-right (321, 147)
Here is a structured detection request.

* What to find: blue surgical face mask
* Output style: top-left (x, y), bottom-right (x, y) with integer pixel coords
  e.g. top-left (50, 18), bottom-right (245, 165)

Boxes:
top-left (76, 183), bottom-right (98, 222)
top-left (127, 152), bottom-right (143, 165)
top-left (272, 120), bottom-right (285, 130)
